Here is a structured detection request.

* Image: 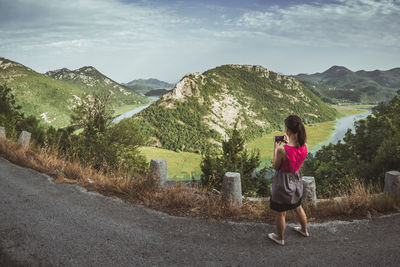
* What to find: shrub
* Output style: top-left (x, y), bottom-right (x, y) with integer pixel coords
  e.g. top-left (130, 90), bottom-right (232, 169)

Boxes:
top-left (200, 124), bottom-right (265, 196)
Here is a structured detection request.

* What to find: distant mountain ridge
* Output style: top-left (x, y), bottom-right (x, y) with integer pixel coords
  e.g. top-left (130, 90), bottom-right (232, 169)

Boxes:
top-left (130, 64), bottom-right (337, 153)
top-left (124, 78), bottom-right (174, 95)
top-left (295, 66), bottom-right (400, 103)
top-left (145, 89), bottom-right (169, 97)
top-left (0, 57), bottom-right (149, 127)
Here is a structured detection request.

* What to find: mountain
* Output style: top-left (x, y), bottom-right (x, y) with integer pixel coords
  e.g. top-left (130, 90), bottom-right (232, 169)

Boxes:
top-left (129, 64), bottom-right (337, 153)
top-left (0, 57), bottom-right (149, 127)
top-left (144, 89), bottom-right (170, 97)
top-left (124, 78), bottom-right (174, 95)
top-left (295, 66), bottom-right (400, 103)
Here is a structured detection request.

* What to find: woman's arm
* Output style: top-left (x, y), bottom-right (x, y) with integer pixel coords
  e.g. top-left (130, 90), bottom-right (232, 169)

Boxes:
top-left (273, 140), bottom-right (286, 170)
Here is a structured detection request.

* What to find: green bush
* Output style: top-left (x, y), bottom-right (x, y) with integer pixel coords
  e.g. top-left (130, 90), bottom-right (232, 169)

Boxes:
top-left (200, 125), bottom-right (271, 196)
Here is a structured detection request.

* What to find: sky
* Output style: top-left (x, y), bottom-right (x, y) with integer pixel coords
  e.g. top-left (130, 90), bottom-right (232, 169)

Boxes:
top-left (0, 0), bottom-right (399, 83)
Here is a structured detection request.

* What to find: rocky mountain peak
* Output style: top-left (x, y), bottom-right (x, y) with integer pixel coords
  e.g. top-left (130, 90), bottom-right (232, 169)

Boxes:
top-left (162, 73), bottom-right (203, 103)
top-left (77, 66), bottom-right (98, 73)
top-left (227, 64), bottom-right (270, 73)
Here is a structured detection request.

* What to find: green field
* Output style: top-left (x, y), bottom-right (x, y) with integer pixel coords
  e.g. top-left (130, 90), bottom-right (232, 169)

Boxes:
top-left (334, 105), bottom-right (374, 117)
top-left (140, 106), bottom-right (368, 180)
top-left (339, 104), bottom-right (376, 109)
top-left (139, 146), bottom-right (203, 180)
top-left (113, 104), bottom-right (143, 117)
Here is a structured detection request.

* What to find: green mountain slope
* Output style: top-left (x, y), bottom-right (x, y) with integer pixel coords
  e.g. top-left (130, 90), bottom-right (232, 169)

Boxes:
top-left (124, 78), bottom-right (174, 95)
top-left (295, 66), bottom-right (400, 103)
top-left (130, 64), bottom-right (337, 153)
top-left (0, 57), bottom-right (149, 127)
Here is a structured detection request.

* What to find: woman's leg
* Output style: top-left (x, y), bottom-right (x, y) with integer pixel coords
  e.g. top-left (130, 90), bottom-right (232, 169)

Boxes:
top-left (276, 211), bottom-right (286, 240)
top-left (295, 205), bottom-right (308, 233)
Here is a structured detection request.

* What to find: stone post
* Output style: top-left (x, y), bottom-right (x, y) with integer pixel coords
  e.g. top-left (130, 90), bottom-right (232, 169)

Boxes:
top-left (302, 176), bottom-right (317, 207)
top-left (18, 131), bottom-right (31, 149)
top-left (0, 127), bottom-right (5, 139)
top-left (148, 159), bottom-right (167, 186)
top-left (384, 171), bottom-right (400, 197)
top-left (221, 172), bottom-right (242, 207)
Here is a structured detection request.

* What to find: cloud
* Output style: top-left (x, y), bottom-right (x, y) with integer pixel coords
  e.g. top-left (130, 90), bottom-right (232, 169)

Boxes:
top-left (0, 0), bottom-right (399, 81)
top-left (0, 0), bottom-right (188, 50)
top-left (234, 0), bottom-right (400, 48)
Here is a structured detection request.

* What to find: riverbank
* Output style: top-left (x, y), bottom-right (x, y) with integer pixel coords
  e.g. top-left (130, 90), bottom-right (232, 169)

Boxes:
top-left (138, 106), bottom-right (369, 180)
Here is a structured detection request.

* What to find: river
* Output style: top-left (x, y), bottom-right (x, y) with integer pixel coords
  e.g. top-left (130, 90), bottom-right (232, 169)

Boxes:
top-left (308, 109), bottom-right (373, 154)
top-left (112, 96), bottom-right (159, 123)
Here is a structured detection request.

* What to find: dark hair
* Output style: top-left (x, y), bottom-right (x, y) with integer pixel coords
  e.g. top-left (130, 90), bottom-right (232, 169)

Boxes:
top-left (284, 115), bottom-right (307, 147)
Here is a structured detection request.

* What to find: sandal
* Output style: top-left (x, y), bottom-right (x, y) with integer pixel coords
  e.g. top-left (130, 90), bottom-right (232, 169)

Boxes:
top-left (267, 233), bottom-right (284, 246)
top-left (293, 226), bottom-right (309, 237)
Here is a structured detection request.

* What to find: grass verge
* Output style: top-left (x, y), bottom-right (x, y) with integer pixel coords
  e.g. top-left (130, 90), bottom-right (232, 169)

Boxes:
top-left (0, 138), bottom-right (398, 223)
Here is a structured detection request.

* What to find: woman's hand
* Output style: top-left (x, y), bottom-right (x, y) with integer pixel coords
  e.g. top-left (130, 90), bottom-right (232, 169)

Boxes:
top-left (274, 139), bottom-right (282, 151)
top-left (273, 136), bottom-right (287, 170)
top-left (273, 136), bottom-right (287, 151)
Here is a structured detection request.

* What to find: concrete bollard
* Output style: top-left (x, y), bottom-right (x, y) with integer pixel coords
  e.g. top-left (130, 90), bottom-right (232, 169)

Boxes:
top-left (221, 172), bottom-right (242, 207)
top-left (384, 171), bottom-right (400, 197)
top-left (148, 158), bottom-right (167, 186)
top-left (302, 176), bottom-right (317, 207)
top-left (0, 126), bottom-right (5, 139)
top-left (18, 131), bottom-right (31, 149)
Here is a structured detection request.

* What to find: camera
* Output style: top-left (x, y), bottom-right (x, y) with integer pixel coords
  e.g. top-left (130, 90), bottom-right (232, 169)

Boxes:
top-left (274, 135), bottom-right (286, 143)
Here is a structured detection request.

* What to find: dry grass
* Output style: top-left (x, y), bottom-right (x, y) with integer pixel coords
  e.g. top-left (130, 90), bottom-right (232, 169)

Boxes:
top-left (0, 138), bottom-right (399, 224)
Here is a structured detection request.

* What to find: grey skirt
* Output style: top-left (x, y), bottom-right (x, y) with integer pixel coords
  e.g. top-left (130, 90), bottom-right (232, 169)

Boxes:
top-left (270, 169), bottom-right (303, 212)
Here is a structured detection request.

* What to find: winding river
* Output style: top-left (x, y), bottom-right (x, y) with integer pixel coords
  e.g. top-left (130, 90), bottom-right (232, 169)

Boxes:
top-left (112, 96), bottom-right (159, 123)
top-left (309, 109), bottom-right (373, 154)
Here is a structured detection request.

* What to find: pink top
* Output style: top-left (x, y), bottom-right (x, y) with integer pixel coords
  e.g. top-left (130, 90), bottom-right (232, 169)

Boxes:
top-left (280, 144), bottom-right (308, 173)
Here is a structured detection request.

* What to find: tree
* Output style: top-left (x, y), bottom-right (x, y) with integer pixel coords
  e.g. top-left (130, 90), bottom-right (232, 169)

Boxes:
top-left (70, 93), bottom-right (114, 169)
top-left (70, 93), bottom-right (147, 174)
top-left (0, 84), bottom-right (44, 143)
top-left (200, 124), bottom-right (262, 195)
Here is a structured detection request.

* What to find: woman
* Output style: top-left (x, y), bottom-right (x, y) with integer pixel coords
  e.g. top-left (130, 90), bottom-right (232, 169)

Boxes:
top-left (268, 115), bottom-right (309, 246)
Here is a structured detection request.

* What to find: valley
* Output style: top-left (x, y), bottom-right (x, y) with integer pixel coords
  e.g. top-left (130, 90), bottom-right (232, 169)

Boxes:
top-left (0, 57), bottom-right (381, 181)
top-left (136, 105), bottom-right (369, 181)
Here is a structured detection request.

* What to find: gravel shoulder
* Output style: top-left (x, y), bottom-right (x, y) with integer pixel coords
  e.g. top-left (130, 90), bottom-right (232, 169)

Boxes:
top-left (1, 156), bottom-right (399, 266)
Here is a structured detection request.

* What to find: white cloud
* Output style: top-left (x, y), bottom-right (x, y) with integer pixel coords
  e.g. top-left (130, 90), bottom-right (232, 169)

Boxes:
top-left (235, 0), bottom-right (400, 48)
top-left (0, 0), bottom-right (185, 50)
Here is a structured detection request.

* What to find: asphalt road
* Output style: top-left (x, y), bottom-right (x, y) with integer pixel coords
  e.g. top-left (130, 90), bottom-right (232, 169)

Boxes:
top-left (1, 156), bottom-right (400, 266)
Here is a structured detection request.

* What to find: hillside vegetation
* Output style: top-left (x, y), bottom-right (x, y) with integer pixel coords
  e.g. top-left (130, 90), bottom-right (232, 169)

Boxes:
top-left (0, 57), bottom-right (149, 127)
top-left (295, 66), bottom-right (400, 104)
top-left (131, 64), bottom-right (337, 153)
